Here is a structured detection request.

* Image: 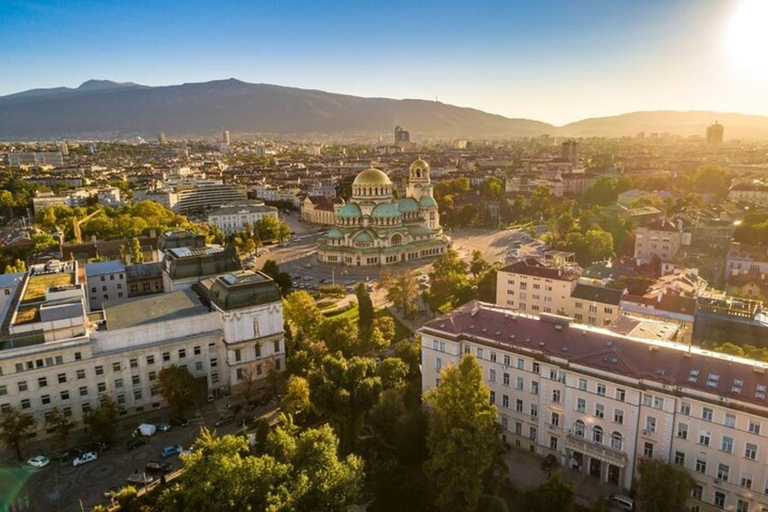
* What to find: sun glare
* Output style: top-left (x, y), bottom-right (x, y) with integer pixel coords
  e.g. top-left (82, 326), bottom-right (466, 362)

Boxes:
top-left (725, 0), bottom-right (768, 79)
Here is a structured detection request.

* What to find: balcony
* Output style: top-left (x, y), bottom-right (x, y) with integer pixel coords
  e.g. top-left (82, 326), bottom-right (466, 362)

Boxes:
top-left (565, 432), bottom-right (627, 467)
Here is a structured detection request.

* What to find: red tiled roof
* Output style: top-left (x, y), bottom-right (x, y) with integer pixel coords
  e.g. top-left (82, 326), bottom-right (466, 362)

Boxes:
top-left (420, 301), bottom-right (768, 411)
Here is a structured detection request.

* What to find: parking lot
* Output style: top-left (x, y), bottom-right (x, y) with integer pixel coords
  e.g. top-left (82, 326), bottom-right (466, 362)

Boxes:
top-left (10, 399), bottom-right (278, 512)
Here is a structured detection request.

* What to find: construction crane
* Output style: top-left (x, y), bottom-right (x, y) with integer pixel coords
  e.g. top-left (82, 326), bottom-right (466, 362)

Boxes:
top-left (72, 209), bottom-right (103, 244)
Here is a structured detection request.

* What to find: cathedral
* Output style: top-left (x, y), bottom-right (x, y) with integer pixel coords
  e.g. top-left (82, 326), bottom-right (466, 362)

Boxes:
top-left (317, 158), bottom-right (451, 266)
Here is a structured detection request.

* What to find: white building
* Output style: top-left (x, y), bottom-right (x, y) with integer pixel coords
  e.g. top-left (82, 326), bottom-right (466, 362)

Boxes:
top-left (84, 260), bottom-right (127, 310)
top-left (0, 265), bottom-right (284, 443)
top-left (207, 202), bottom-right (279, 236)
top-left (421, 301), bottom-right (768, 512)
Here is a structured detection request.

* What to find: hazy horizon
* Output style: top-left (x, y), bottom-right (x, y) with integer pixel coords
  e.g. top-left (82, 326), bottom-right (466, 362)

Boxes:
top-left (2, 0), bottom-right (767, 125)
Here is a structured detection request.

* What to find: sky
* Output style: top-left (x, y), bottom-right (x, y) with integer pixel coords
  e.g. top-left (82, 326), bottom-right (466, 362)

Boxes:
top-left (1, 0), bottom-right (767, 125)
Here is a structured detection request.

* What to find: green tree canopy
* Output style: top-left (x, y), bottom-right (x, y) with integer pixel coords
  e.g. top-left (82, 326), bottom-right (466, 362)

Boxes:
top-left (84, 395), bottom-right (120, 445)
top-left (282, 375), bottom-right (311, 416)
top-left (425, 355), bottom-right (500, 512)
top-left (355, 282), bottom-right (374, 337)
top-left (0, 406), bottom-right (36, 461)
top-left (283, 291), bottom-right (323, 339)
top-left (637, 458), bottom-right (693, 512)
top-left (157, 365), bottom-right (197, 417)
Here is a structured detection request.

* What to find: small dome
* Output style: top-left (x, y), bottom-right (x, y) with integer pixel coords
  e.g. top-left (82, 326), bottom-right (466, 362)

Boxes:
top-left (354, 231), bottom-right (374, 243)
top-left (410, 157), bottom-right (430, 173)
top-left (398, 197), bottom-right (419, 213)
top-left (326, 228), bottom-right (343, 239)
top-left (372, 203), bottom-right (401, 218)
top-left (419, 196), bottom-right (438, 208)
top-left (338, 203), bottom-right (362, 218)
top-left (353, 167), bottom-right (392, 186)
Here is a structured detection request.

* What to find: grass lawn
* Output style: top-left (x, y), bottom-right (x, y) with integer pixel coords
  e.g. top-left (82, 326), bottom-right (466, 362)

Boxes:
top-left (21, 273), bottom-right (74, 304)
top-left (323, 304), bottom-right (413, 339)
top-left (14, 305), bottom-right (40, 325)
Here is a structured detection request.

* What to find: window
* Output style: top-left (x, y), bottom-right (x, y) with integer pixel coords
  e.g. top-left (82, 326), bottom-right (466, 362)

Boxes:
top-left (643, 442), bottom-right (654, 458)
top-left (79, 386), bottom-right (88, 397)
top-left (515, 422), bottom-right (522, 435)
top-left (41, 395), bottom-right (51, 405)
top-left (614, 409), bottom-right (624, 424)
top-left (162, 352), bottom-right (170, 362)
top-left (57, 373), bottom-right (66, 384)
top-left (134, 389), bottom-right (142, 401)
top-left (724, 413), bottom-right (736, 428)
top-left (148, 371), bottom-right (156, 381)
top-left (490, 352), bottom-right (497, 363)
top-left (577, 398), bottom-right (586, 413)
top-left (749, 420), bottom-right (761, 435)
top-left (490, 391), bottom-right (496, 405)
top-left (503, 373), bottom-right (510, 386)
top-left (745, 443), bottom-right (757, 460)
top-left (130, 358), bottom-right (138, 369)
top-left (699, 430), bottom-right (711, 446)
top-left (691, 485), bottom-right (703, 499)
top-left (194, 346), bottom-right (201, 356)
top-left (717, 463), bottom-right (730, 482)
top-left (550, 436), bottom-right (558, 450)
top-left (721, 436), bottom-right (734, 454)
top-left (196, 361), bottom-right (203, 371)
top-left (578, 378), bottom-right (587, 391)
top-left (38, 377), bottom-right (47, 388)
top-left (674, 451), bottom-right (685, 465)
top-left (611, 432), bottom-right (623, 450)
top-left (115, 378), bottom-right (123, 389)
top-left (736, 500), bottom-right (748, 512)
top-left (677, 423), bottom-right (688, 440)
top-left (552, 389), bottom-right (560, 403)
top-left (574, 420), bottom-right (585, 437)
top-left (516, 359), bottom-right (524, 370)
top-left (595, 404), bottom-right (604, 419)
top-left (516, 377), bottom-right (524, 390)
top-left (489, 369), bottom-right (496, 383)
top-left (234, 349), bottom-right (242, 363)
top-left (0, 386), bottom-right (5, 397)
top-left (531, 381), bottom-right (539, 395)
top-left (132, 375), bottom-right (140, 386)
top-left (60, 390), bottom-right (69, 400)
top-left (18, 381), bottom-right (27, 392)
top-left (529, 426), bottom-right (537, 441)
top-left (515, 399), bottom-right (523, 413)
top-left (147, 355), bottom-right (155, 365)
top-left (112, 362), bottom-right (121, 372)
top-left (116, 394), bottom-right (125, 405)
top-left (95, 365), bottom-right (104, 376)
top-left (653, 396), bottom-right (664, 410)
top-left (97, 382), bottom-right (106, 393)
top-left (645, 416), bottom-right (656, 433)
top-left (551, 412), bottom-right (560, 427)
top-left (596, 383), bottom-right (606, 396)
top-left (21, 399), bottom-right (30, 409)
top-left (713, 493), bottom-right (725, 510)
top-left (593, 426), bottom-right (603, 444)
top-left (615, 388), bottom-right (625, 402)
top-left (210, 358), bottom-right (217, 368)
top-left (502, 395), bottom-right (509, 408)
top-left (532, 362), bottom-right (540, 374)
top-left (476, 348), bottom-right (483, 359)
top-left (702, 407), bottom-right (713, 422)
top-left (503, 355), bottom-right (510, 366)
top-left (77, 369), bottom-right (85, 380)
top-left (741, 473), bottom-right (753, 490)
top-left (530, 404), bottom-right (538, 418)
top-left (680, 402), bottom-right (691, 415)
top-left (178, 349), bottom-right (186, 359)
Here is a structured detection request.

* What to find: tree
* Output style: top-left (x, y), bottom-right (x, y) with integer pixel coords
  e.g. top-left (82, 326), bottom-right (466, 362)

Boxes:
top-left (4, 258), bottom-right (26, 274)
top-left (469, 250), bottom-right (490, 278)
top-left (637, 458), bottom-right (693, 512)
top-left (46, 407), bottom-right (73, 449)
top-left (283, 291), bottom-right (323, 339)
top-left (380, 270), bottom-right (420, 319)
top-left (0, 406), bottom-right (35, 461)
top-left (427, 250), bottom-right (473, 313)
top-left (425, 355), bottom-right (500, 512)
top-left (84, 396), bottom-right (120, 444)
top-left (130, 237), bottom-right (144, 264)
top-left (372, 316), bottom-right (396, 344)
top-left (315, 316), bottom-right (359, 356)
top-left (355, 283), bottom-right (374, 337)
top-left (524, 472), bottom-right (574, 512)
top-left (282, 375), bottom-right (310, 416)
top-left (157, 365), bottom-right (197, 417)
top-left (369, 389), bottom-right (406, 444)
top-left (0, 189), bottom-right (14, 218)
top-left (377, 357), bottom-right (408, 392)
top-left (308, 353), bottom-right (381, 454)
top-left (262, 259), bottom-right (292, 296)
top-left (159, 425), bottom-right (363, 512)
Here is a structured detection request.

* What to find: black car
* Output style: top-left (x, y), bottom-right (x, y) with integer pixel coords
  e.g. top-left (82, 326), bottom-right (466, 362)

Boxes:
top-left (50, 450), bottom-right (71, 463)
top-left (127, 437), bottom-right (148, 450)
top-left (84, 441), bottom-right (109, 453)
top-left (169, 417), bottom-right (189, 427)
top-left (145, 460), bottom-right (173, 473)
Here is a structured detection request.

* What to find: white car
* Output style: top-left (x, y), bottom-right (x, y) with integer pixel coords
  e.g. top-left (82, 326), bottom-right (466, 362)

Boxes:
top-left (27, 455), bottom-right (50, 468)
top-left (73, 451), bottom-right (98, 467)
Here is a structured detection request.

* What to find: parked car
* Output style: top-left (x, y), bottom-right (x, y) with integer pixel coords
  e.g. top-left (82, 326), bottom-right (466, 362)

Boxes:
top-left (84, 441), bottom-right (109, 453)
top-left (50, 450), bottom-right (71, 463)
top-left (73, 451), bottom-right (98, 467)
top-left (170, 416), bottom-right (189, 427)
top-left (27, 455), bottom-right (50, 468)
top-left (156, 423), bottom-right (172, 432)
top-left (127, 437), bottom-right (148, 450)
top-left (161, 444), bottom-right (183, 458)
top-left (136, 423), bottom-right (157, 437)
top-left (145, 460), bottom-right (173, 473)
top-left (126, 473), bottom-right (155, 485)
top-left (215, 414), bottom-right (236, 427)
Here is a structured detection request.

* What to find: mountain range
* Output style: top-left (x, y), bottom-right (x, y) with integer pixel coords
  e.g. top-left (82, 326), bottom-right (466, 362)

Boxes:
top-left (1, 78), bottom-right (768, 141)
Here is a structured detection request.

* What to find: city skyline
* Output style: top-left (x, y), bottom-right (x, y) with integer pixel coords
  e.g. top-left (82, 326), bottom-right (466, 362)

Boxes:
top-left (1, 0), bottom-right (767, 125)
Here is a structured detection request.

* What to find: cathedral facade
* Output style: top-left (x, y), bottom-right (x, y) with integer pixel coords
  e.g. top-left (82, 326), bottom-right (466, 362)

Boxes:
top-left (317, 158), bottom-right (451, 266)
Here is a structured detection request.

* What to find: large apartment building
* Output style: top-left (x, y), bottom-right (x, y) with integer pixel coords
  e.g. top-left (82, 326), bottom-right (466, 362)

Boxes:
top-left (207, 202), bottom-right (279, 236)
top-left (0, 260), bottom-right (284, 442)
top-left (634, 218), bottom-right (691, 264)
top-left (421, 301), bottom-right (768, 512)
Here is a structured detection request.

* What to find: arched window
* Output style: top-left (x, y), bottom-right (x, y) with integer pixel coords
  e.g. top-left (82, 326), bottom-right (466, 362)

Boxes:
top-left (574, 420), bottom-right (585, 437)
top-left (593, 426), bottom-right (603, 444)
top-left (611, 432), bottom-right (623, 450)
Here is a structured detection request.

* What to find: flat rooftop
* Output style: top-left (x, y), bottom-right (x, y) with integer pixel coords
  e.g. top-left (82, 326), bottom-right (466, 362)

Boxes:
top-left (103, 289), bottom-right (209, 331)
top-left (21, 273), bottom-right (74, 304)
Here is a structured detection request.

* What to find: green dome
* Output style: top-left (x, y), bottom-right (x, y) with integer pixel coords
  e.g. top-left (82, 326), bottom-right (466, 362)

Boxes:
top-left (398, 198), bottom-right (419, 212)
top-left (353, 167), bottom-right (392, 186)
top-left (326, 228), bottom-right (343, 239)
top-left (372, 203), bottom-right (401, 218)
top-left (338, 203), bottom-right (361, 218)
top-left (354, 231), bottom-right (374, 243)
top-left (419, 196), bottom-right (438, 208)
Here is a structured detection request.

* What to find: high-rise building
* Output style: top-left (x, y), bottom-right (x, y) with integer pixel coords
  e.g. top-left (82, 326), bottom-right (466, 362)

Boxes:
top-left (157, 132), bottom-right (167, 145)
top-left (395, 125), bottom-right (410, 144)
top-left (706, 122), bottom-right (724, 146)
top-left (223, 130), bottom-right (230, 144)
top-left (562, 140), bottom-right (579, 165)
top-left (57, 142), bottom-right (69, 156)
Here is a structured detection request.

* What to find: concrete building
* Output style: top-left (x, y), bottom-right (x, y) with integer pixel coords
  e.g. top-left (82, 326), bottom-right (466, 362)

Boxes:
top-left (420, 301), bottom-right (768, 512)
top-left (159, 231), bottom-right (241, 292)
top-left (174, 184), bottom-right (247, 214)
top-left (0, 262), bottom-right (284, 442)
top-left (693, 296), bottom-right (768, 347)
top-left (207, 202), bottom-right (279, 236)
top-left (706, 122), bottom-right (724, 146)
top-left (97, 187), bottom-right (122, 207)
top-left (395, 125), bottom-right (410, 144)
top-left (726, 242), bottom-right (768, 281)
top-left (301, 196), bottom-right (343, 226)
top-left (84, 260), bottom-right (127, 310)
top-left (8, 152), bottom-right (64, 167)
top-left (634, 219), bottom-right (691, 264)
top-left (126, 262), bottom-right (164, 298)
top-left (728, 180), bottom-right (768, 206)
top-left (496, 254), bottom-right (581, 316)
top-left (316, 159), bottom-right (451, 267)
top-left (567, 283), bottom-right (623, 327)
top-left (561, 140), bottom-right (579, 165)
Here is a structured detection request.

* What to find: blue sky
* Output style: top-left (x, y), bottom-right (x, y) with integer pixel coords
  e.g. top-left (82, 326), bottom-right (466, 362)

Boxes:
top-left (1, 0), bottom-right (765, 125)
